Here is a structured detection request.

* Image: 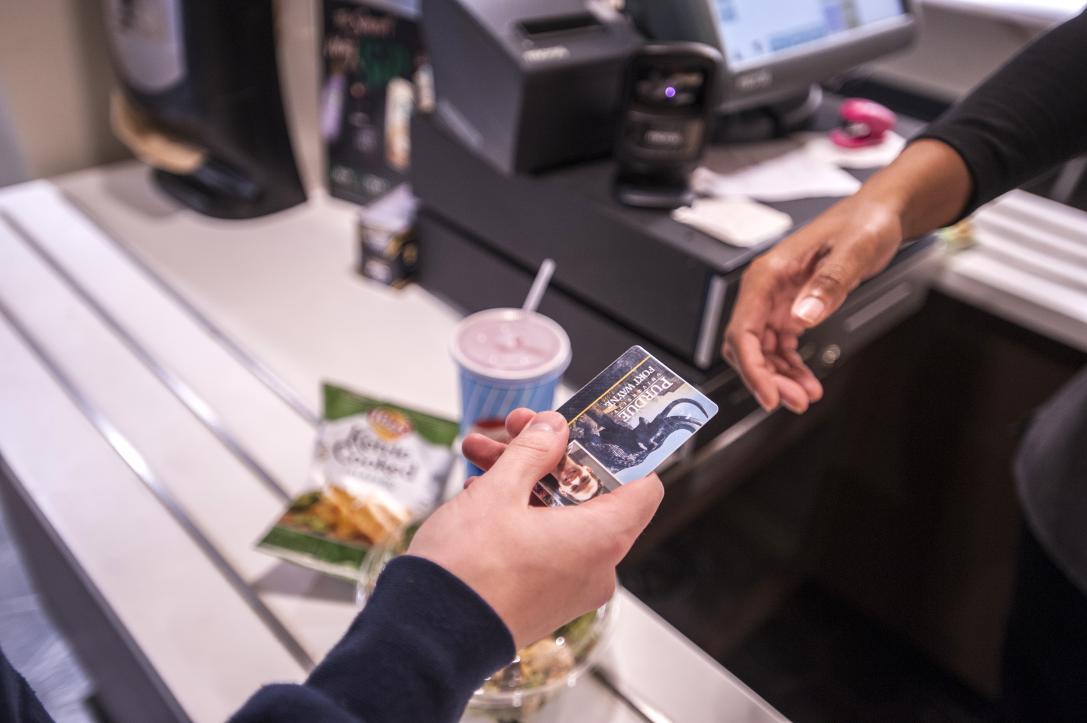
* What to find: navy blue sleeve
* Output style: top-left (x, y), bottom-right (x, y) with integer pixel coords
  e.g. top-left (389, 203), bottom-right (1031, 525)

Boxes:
top-left (917, 10), bottom-right (1087, 219)
top-left (1, 645), bottom-right (53, 723)
top-left (231, 555), bottom-right (516, 723)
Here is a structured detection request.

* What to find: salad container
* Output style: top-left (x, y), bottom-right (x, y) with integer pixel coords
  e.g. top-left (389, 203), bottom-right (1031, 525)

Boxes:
top-left (357, 525), bottom-right (616, 719)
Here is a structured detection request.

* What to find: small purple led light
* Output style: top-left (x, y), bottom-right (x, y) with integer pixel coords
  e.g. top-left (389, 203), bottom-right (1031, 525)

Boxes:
top-left (665, 86), bottom-right (676, 98)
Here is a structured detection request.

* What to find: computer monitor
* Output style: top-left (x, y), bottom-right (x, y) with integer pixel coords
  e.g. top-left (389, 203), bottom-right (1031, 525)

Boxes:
top-left (627, 0), bottom-right (917, 114)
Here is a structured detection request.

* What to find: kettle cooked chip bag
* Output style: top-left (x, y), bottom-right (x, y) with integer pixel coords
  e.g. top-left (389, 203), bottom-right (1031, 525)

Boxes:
top-left (257, 383), bottom-right (458, 579)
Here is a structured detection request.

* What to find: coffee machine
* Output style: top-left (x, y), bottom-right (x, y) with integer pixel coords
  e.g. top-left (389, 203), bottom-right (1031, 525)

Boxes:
top-left (103, 0), bottom-right (306, 219)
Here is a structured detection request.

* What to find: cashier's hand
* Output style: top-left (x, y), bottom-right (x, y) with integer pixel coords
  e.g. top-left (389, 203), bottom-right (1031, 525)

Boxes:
top-left (408, 409), bottom-right (663, 649)
top-left (722, 195), bottom-right (903, 413)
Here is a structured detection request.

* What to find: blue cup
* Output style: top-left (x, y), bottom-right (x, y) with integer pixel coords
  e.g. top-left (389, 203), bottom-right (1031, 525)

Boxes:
top-left (451, 309), bottom-right (571, 476)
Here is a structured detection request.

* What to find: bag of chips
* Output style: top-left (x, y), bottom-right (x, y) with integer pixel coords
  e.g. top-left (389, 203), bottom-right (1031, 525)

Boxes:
top-left (257, 383), bottom-right (458, 579)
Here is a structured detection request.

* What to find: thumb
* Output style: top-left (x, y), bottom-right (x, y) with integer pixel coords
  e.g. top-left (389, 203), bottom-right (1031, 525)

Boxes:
top-left (579, 474), bottom-right (664, 558)
top-left (483, 411), bottom-right (568, 502)
top-left (791, 247), bottom-right (864, 328)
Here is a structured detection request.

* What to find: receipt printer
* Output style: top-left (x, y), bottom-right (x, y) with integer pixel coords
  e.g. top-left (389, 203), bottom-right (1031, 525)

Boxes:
top-left (420, 0), bottom-right (642, 173)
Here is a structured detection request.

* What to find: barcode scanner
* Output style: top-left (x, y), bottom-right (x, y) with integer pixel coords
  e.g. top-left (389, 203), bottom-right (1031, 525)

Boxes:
top-left (614, 43), bottom-right (723, 209)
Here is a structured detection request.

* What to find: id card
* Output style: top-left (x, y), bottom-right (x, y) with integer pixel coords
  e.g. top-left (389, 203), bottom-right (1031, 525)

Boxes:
top-left (534, 346), bottom-right (718, 506)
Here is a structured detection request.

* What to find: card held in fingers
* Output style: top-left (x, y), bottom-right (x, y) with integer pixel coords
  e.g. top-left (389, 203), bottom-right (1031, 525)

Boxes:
top-left (534, 346), bottom-right (719, 507)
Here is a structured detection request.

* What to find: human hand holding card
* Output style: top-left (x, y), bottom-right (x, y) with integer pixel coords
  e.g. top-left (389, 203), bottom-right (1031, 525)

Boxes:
top-left (534, 346), bottom-right (719, 506)
top-left (422, 410), bottom-right (663, 648)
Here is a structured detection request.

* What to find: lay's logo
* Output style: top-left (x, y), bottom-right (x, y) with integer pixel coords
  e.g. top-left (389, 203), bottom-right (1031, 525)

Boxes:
top-left (368, 407), bottom-right (413, 441)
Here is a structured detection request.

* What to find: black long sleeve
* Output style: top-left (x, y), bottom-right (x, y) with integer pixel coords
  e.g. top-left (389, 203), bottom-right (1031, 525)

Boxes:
top-left (1, 556), bottom-right (514, 723)
top-left (918, 9), bottom-right (1087, 218)
top-left (232, 555), bottom-right (515, 723)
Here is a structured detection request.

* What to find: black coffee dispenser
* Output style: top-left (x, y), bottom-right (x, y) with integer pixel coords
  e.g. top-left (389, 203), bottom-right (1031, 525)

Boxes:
top-left (103, 0), bottom-right (305, 219)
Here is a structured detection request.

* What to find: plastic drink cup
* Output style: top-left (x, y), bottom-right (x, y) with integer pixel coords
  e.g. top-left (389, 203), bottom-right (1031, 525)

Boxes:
top-left (451, 308), bottom-right (571, 474)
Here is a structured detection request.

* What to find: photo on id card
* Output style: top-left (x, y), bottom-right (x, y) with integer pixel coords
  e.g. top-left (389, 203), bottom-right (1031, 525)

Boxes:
top-left (536, 346), bottom-right (719, 506)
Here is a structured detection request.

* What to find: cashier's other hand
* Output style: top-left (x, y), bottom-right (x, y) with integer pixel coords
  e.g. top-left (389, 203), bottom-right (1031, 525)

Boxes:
top-left (722, 195), bottom-right (903, 413)
top-left (408, 409), bottom-right (663, 649)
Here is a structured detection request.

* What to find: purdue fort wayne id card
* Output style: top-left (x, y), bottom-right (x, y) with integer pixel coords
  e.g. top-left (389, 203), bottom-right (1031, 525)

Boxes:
top-left (533, 346), bottom-right (719, 507)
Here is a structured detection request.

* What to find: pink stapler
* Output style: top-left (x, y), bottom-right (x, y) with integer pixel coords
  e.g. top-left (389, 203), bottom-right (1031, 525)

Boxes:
top-left (831, 98), bottom-right (897, 148)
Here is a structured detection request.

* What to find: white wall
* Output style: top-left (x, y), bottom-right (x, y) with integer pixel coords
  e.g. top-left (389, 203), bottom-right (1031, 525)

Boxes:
top-left (0, 0), bottom-right (129, 179)
top-left (866, 5), bottom-right (1048, 101)
top-left (0, 91), bottom-right (28, 187)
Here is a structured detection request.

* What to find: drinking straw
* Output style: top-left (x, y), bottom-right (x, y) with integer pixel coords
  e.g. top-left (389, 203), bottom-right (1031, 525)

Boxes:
top-left (522, 258), bottom-right (556, 313)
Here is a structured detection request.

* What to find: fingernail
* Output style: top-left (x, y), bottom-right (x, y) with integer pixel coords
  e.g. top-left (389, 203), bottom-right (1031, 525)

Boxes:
top-left (527, 412), bottom-right (565, 434)
top-left (793, 296), bottom-right (826, 324)
top-left (753, 391), bottom-right (772, 412)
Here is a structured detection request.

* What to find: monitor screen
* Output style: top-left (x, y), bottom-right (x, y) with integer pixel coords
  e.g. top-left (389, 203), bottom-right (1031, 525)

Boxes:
top-left (717, 0), bottom-right (906, 67)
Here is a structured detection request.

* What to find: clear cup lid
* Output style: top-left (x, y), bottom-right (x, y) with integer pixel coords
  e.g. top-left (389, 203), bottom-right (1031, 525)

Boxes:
top-left (451, 309), bottom-right (571, 382)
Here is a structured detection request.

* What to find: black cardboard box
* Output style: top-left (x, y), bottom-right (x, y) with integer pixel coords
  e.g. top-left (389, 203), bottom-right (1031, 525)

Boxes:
top-left (321, 0), bottom-right (427, 205)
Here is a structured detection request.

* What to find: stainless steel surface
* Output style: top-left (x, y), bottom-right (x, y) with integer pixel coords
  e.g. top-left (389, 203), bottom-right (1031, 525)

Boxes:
top-left (0, 295), bottom-right (315, 671)
top-left (0, 210), bottom-right (295, 502)
top-left (695, 275), bottom-right (728, 369)
top-left (64, 196), bottom-right (322, 427)
top-left (688, 407), bottom-right (769, 471)
top-left (590, 665), bottom-right (675, 723)
top-left (843, 282), bottom-right (916, 334)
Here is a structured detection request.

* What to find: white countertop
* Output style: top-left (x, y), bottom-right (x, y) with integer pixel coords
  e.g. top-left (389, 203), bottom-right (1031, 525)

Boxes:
top-left (935, 189), bottom-right (1087, 354)
top-left (0, 164), bottom-right (785, 723)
